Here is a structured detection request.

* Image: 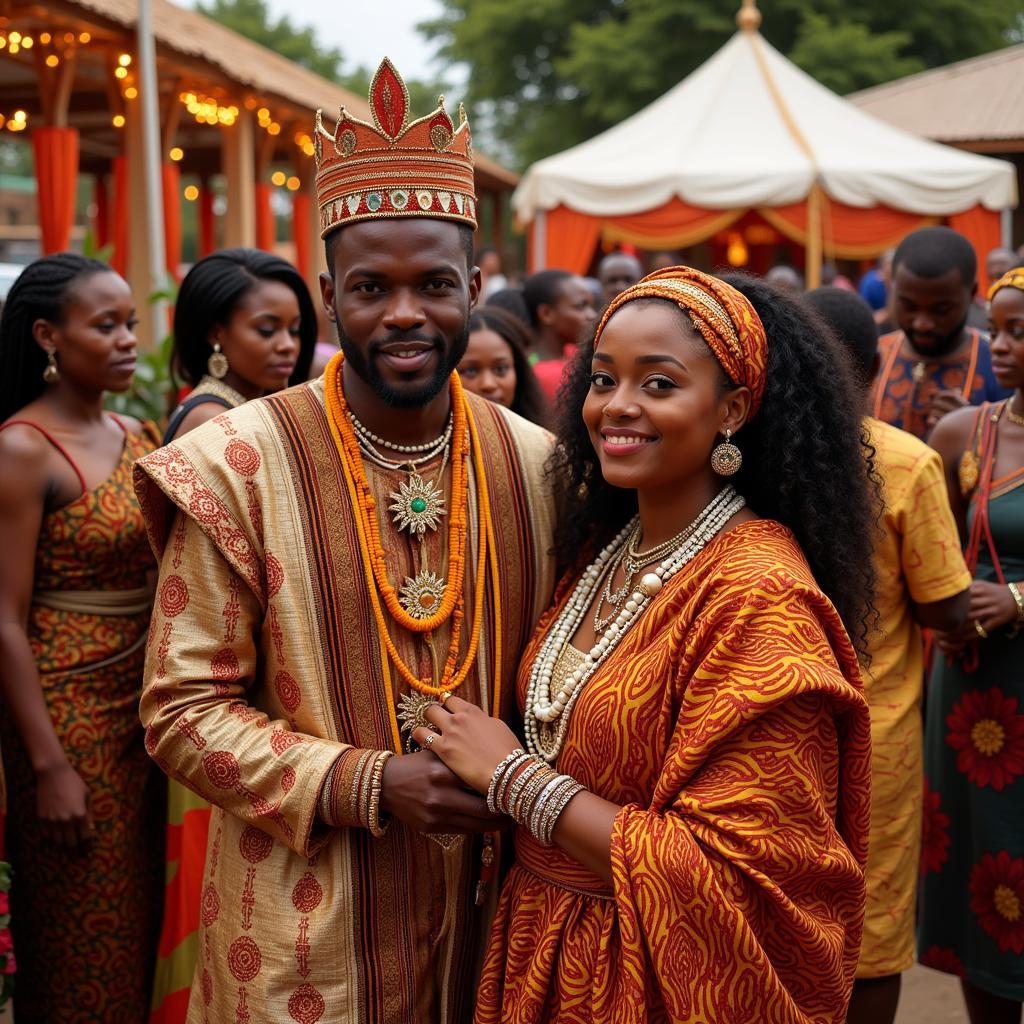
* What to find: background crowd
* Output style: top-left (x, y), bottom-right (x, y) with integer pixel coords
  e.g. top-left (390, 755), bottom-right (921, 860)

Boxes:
top-left (0, 218), bottom-right (1022, 1023)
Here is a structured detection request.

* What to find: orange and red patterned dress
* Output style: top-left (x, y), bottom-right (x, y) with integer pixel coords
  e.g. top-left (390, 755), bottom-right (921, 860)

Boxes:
top-left (477, 520), bottom-right (872, 1024)
top-left (0, 421), bottom-right (165, 1022)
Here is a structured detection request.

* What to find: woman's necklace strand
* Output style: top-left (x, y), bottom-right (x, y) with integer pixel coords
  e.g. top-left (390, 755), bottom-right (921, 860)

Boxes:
top-left (525, 486), bottom-right (744, 763)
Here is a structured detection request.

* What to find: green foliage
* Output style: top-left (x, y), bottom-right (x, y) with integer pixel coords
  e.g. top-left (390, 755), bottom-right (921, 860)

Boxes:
top-left (423, 0), bottom-right (1020, 168)
top-left (80, 228), bottom-right (115, 266)
top-left (105, 281), bottom-right (178, 426)
top-left (196, 0), bottom-right (345, 79)
top-left (197, 0), bottom-right (449, 105)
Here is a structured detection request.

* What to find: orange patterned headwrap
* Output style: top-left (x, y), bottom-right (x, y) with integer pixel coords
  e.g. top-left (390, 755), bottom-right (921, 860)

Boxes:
top-left (988, 268), bottom-right (1024, 302)
top-left (595, 266), bottom-right (769, 417)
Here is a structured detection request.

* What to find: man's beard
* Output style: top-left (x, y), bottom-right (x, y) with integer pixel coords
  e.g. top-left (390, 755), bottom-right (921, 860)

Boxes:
top-left (907, 314), bottom-right (968, 359)
top-left (336, 323), bottom-right (469, 408)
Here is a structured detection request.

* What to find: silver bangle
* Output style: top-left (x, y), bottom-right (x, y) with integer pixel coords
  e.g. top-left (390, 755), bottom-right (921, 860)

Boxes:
top-left (486, 750), bottom-right (527, 813)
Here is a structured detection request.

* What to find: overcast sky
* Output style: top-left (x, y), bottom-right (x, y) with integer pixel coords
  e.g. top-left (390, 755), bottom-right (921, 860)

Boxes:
top-left (259, 0), bottom-right (452, 83)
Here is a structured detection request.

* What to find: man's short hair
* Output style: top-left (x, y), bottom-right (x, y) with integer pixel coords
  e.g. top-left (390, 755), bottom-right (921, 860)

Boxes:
top-left (805, 286), bottom-right (878, 385)
top-left (892, 226), bottom-right (977, 287)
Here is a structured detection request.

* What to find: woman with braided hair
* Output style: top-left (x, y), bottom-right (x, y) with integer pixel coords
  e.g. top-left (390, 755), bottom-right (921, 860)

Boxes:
top-left (0, 254), bottom-right (164, 1021)
top-left (411, 267), bottom-right (877, 1022)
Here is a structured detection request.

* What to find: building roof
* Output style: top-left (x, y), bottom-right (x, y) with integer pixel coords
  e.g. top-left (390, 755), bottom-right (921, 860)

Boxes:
top-left (46, 0), bottom-right (518, 189)
top-left (848, 45), bottom-right (1024, 145)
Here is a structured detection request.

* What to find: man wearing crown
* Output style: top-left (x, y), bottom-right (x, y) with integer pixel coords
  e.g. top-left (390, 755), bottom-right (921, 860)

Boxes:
top-left (134, 59), bottom-right (557, 1023)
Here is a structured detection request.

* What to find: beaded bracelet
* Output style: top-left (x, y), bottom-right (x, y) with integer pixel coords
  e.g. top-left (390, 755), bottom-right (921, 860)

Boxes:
top-left (486, 750), bottom-right (528, 813)
top-left (1009, 582), bottom-right (1024, 621)
top-left (366, 750), bottom-right (394, 838)
top-left (506, 761), bottom-right (545, 820)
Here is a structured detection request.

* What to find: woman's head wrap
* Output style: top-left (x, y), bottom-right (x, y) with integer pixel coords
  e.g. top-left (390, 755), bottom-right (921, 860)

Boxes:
top-left (594, 266), bottom-right (769, 417)
top-left (988, 268), bottom-right (1024, 303)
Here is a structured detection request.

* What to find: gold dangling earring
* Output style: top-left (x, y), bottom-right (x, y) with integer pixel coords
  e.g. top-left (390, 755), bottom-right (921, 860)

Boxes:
top-left (207, 342), bottom-right (229, 379)
top-left (42, 351), bottom-right (60, 384)
top-left (711, 428), bottom-right (742, 476)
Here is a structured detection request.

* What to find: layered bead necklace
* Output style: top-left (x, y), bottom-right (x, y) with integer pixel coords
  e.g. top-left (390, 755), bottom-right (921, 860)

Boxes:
top-left (525, 485), bottom-right (745, 763)
top-left (322, 352), bottom-right (503, 752)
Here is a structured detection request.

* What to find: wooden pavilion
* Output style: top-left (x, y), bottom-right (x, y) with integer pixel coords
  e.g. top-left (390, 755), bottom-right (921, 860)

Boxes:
top-left (8, 0), bottom-right (519, 344)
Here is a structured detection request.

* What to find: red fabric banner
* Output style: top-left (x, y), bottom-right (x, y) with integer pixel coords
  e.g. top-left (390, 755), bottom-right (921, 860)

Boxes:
top-left (111, 156), bottom-right (129, 276)
top-left (161, 163), bottom-right (182, 280)
top-left (198, 184), bottom-right (215, 258)
top-left (33, 126), bottom-right (79, 254)
top-left (255, 182), bottom-right (274, 252)
top-left (293, 191), bottom-right (311, 278)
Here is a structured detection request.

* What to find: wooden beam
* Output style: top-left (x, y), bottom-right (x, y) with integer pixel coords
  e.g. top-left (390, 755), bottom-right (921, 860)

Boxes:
top-left (221, 108), bottom-right (255, 246)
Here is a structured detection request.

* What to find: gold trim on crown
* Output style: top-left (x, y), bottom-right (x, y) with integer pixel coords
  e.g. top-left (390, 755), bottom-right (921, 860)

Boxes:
top-left (314, 58), bottom-right (477, 238)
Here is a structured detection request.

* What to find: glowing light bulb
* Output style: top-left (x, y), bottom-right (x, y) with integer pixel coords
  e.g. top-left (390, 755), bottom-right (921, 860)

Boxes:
top-left (115, 66), bottom-right (128, 79)
top-left (169, 147), bottom-right (184, 162)
top-left (286, 176), bottom-right (301, 191)
top-left (271, 170), bottom-right (286, 187)
top-left (112, 114), bottom-right (125, 128)
top-left (184, 185), bottom-right (199, 201)
top-left (124, 86), bottom-right (138, 100)
top-left (39, 32), bottom-right (51, 44)
top-left (45, 54), bottom-right (59, 67)
top-left (118, 53), bottom-right (132, 66)
top-left (79, 32), bottom-right (91, 43)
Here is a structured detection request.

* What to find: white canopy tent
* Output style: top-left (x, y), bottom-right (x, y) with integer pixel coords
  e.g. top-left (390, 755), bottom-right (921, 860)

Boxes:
top-left (516, 2), bottom-right (1017, 285)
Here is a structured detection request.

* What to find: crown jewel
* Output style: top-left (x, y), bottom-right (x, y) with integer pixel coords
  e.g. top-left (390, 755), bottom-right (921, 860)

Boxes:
top-left (314, 58), bottom-right (477, 238)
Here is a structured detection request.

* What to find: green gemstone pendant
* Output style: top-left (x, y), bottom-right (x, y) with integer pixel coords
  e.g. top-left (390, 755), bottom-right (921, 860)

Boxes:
top-left (389, 472), bottom-right (446, 535)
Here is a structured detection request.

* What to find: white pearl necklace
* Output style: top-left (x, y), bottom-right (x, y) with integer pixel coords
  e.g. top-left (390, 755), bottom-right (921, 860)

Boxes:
top-left (348, 409), bottom-right (452, 454)
top-left (524, 486), bottom-right (745, 763)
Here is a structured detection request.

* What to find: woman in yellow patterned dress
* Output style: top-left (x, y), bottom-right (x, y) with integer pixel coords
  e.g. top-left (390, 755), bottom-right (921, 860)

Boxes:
top-left (415, 268), bottom-right (878, 1023)
top-left (0, 255), bottom-right (163, 1022)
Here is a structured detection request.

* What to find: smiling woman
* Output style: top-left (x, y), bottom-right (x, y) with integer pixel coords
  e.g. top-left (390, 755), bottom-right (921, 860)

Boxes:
top-left (413, 265), bottom-right (879, 1023)
top-left (0, 254), bottom-right (165, 1020)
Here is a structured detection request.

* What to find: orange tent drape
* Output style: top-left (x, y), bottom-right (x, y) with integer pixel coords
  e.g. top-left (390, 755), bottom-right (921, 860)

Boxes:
top-left (93, 174), bottom-right (109, 250)
top-left (161, 163), bottom-right (182, 281)
top-left (198, 182), bottom-right (215, 258)
top-left (255, 182), bottom-right (274, 252)
top-left (111, 156), bottom-right (129, 276)
top-left (33, 126), bottom-right (79, 255)
top-left (759, 198), bottom-right (937, 259)
top-left (949, 206), bottom-right (1002, 294)
top-left (293, 191), bottom-right (311, 279)
top-left (542, 206), bottom-right (602, 275)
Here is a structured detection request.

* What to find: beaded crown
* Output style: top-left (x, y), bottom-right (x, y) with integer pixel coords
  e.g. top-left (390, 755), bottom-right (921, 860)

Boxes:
top-left (314, 58), bottom-right (477, 239)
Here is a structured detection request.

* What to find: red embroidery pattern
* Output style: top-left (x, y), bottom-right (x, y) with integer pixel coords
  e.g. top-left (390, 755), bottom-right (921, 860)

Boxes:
top-left (239, 825), bottom-right (273, 865)
top-left (288, 984), bottom-right (325, 1024)
top-left (223, 575), bottom-right (241, 642)
top-left (189, 488), bottom-right (224, 525)
top-left (156, 621), bottom-right (173, 679)
top-left (270, 728), bottom-right (303, 756)
top-left (173, 713), bottom-right (208, 751)
top-left (291, 872), bottom-right (324, 914)
top-left (946, 688), bottom-right (1024, 791)
top-left (266, 551), bottom-right (284, 598)
top-left (201, 967), bottom-right (214, 1005)
top-left (172, 511), bottom-right (187, 569)
top-left (225, 439), bottom-right (261, 477)
top-left (159, 574), bottom-right (189, 617)
top-left (269, 604), bottom-right (286, 665)
top-left (274, 671), bottom-right (301, 714)
top-left (228, 936), bottom-right (261, 982)
top-left (211, 648), bottom-right (241, 681)
top-left (970, 851), bottom-right (1024, 953)
top-left (202, 883), bottom-right (221, 927)
top-left (295, 918), bottom-right (311, 978)
top-left (920, 779), bottom-right (951, 876)
top-left (236, 987), bottom-right (251, 1024)
top-left (281, 767), bottom-right (296, 793)
top-left (203, 751), bottom-right (242, 789)
top-left (241, 867), bottom-right (257, 931)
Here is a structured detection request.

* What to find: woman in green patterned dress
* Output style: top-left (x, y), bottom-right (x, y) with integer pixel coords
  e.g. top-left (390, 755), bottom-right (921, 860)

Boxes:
top-left (920, 267), bottom-right (1024, 1023)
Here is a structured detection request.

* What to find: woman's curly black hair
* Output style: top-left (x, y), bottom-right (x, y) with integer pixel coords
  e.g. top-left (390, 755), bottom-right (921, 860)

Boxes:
top-left (547, 271), bottom-right (881, 657)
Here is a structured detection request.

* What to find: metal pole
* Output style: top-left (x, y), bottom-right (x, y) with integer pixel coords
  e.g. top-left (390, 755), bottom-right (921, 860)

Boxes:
top-left (137, 0), bottom-right (169, 341)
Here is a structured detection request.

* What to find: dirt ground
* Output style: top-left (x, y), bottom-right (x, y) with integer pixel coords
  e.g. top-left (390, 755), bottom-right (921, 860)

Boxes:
top-left (896, 963), bottom-right (970, 1023)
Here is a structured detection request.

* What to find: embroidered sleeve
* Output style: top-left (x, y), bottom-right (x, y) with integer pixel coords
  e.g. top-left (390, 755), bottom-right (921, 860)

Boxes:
top-left (140, 512), bottom-right (384, 855)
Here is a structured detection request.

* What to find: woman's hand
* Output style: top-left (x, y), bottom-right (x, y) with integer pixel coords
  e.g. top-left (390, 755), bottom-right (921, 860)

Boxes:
top-left (969, 580), bottom-right (1020, 635)
top-left (411, 696), bottom-right (523, 795)
top-left (35, 760), bottom-right (93, 847)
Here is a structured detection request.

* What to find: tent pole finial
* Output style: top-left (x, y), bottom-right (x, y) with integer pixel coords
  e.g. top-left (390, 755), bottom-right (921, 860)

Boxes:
top-left (736, 0), bottom-right (762, 32)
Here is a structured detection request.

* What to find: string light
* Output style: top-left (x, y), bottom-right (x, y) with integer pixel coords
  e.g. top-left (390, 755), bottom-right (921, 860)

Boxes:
top-left (183, 185), bottom-right (199, 201)
top-left (115, 66), bottom-right (128, 79)
top-left (112, 114), bottom-right (125, 128)
top-left (21, 36), bottom-right (32, 49)
top-left (271, 170), bottom-right (286, 187)
top-left (169, 147), bottom-right (184, 162)
top-left (79, 32), bottom-right (91, 43)
top-left (5, 110), bottom-right (27, 133)
top-left (179, 91), bottom-right (239, 127)
top-left (124, 86), bottom-right (138, 100)
top-left (286, 176), bottom-right (300, 191)
top-left (118, 53), bottom-right (132, 67)
top-left (39, 32), bottom-right (51, 44)
top-left (45, 54), bottom-right (59, 68)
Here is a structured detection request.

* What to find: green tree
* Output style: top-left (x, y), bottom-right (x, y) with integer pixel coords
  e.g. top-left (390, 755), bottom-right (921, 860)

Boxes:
top-left (422, 0), bottom-right (1019, 168)
top-left (197, 0), bottom-right (449, 107)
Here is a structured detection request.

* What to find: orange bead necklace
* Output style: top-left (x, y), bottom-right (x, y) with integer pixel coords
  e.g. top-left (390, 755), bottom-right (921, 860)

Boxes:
top-left (323, 351), bottom-right (500, 699)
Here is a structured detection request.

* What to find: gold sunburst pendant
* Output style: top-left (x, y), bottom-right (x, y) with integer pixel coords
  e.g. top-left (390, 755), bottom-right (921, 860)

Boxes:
top-left (389, 473), bottom-right (447, 535)
top-left (396, 689), bottom-right (452, 748)
top-left (398, 569), bottom-right (446, 619)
